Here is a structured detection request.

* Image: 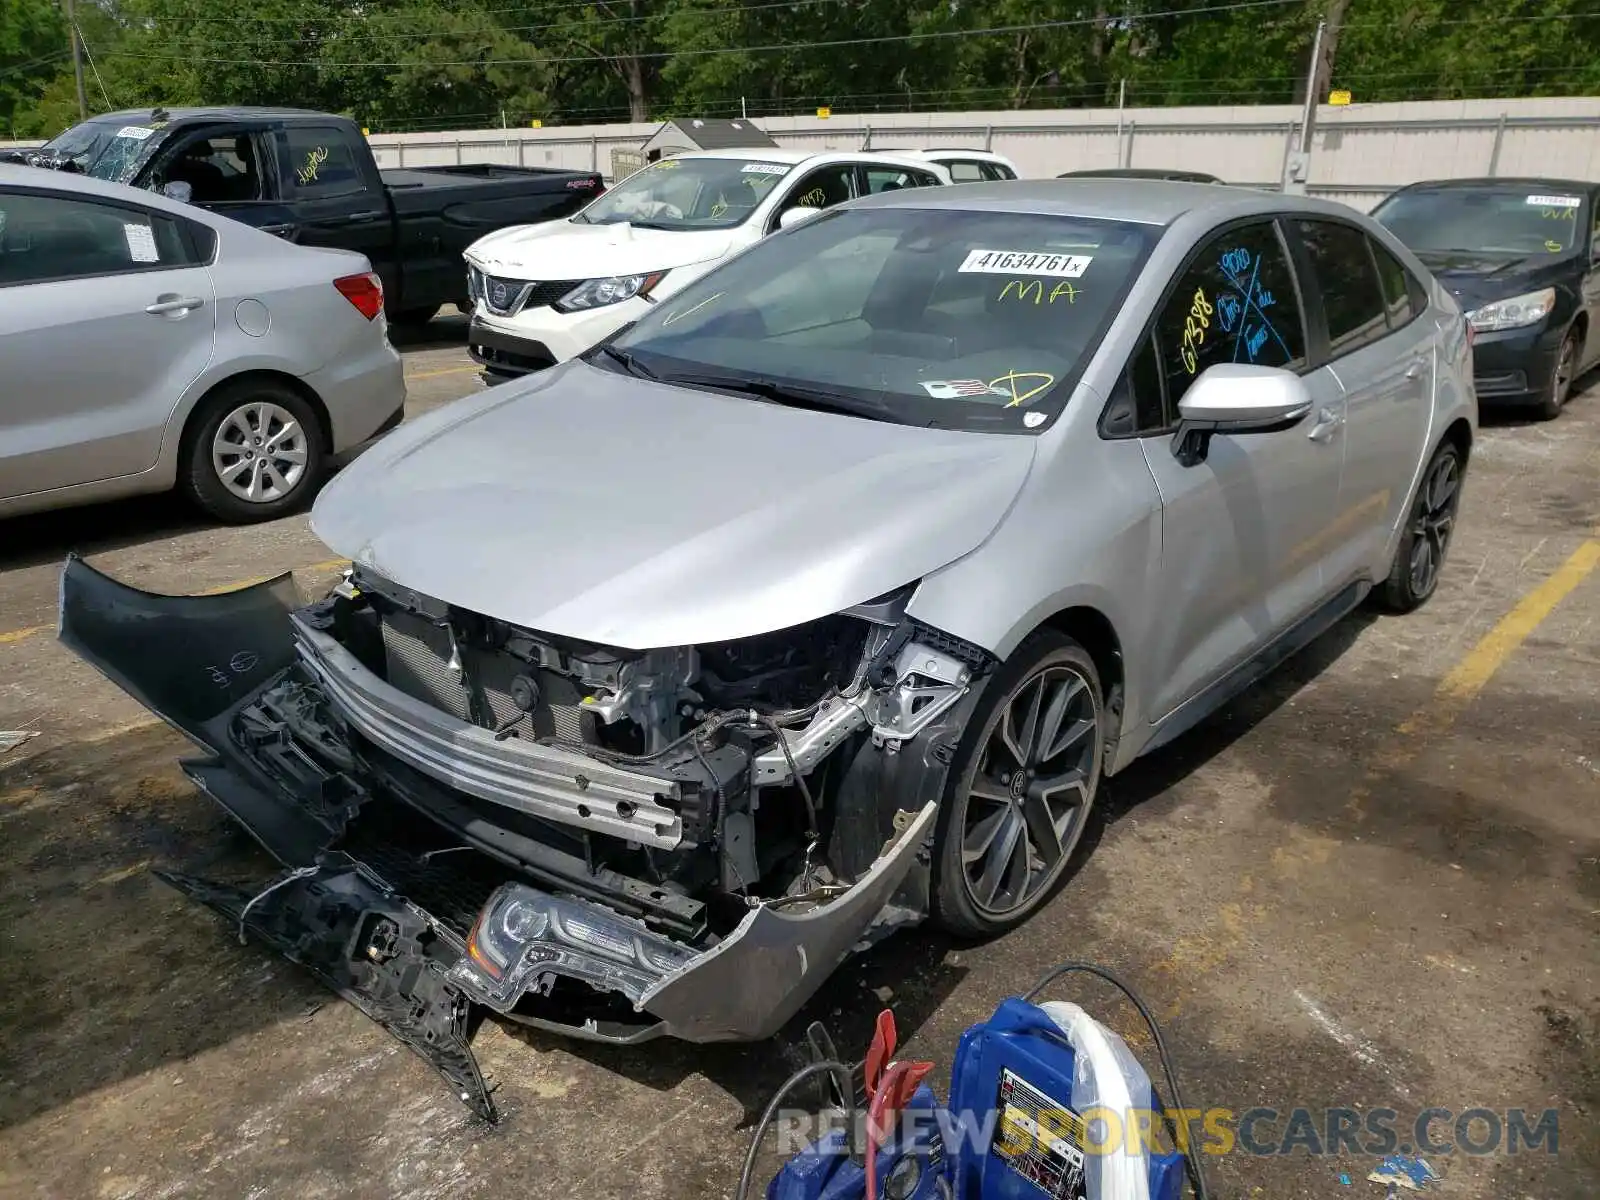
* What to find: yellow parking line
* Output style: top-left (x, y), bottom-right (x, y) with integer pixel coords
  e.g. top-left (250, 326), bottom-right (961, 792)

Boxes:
top-left (0, 558), bottom-right (351, 649)
top-left (405, 364), bottom-right (479, 382)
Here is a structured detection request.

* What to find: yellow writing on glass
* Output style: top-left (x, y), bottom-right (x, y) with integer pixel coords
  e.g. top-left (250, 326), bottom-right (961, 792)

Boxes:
top-left (1181, 288), bottom-right (1213, 374)
top-left (990, 370), bottom-right (1055, 407)
top-left (798, 188), bottom-right (827, 207)
top-left (296, 145), bottom-right (330, 186)
top-left (1546, 239), bottom-right (1563, 253)
top-left (997, 279), bottom-right (1080, 305)
top-left (1541, 208), bottom-right (1575, 220)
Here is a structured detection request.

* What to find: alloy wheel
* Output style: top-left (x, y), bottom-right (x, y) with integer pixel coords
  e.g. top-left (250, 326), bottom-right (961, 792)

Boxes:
top-left (210, 401), bottom-right (309, 504)
top-left (1553, 336), bottom-right (1576, 409)
top-left (961, 664), bottom-right (1101, 916)
top-left (1407, 451), bottom-right (1460, 599)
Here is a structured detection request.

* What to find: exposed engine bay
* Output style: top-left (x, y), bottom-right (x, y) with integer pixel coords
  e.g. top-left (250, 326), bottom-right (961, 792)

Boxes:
top-left (58, 554), bottom-right (996, 1121)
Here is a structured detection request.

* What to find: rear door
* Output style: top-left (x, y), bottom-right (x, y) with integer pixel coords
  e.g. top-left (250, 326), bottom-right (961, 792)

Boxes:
top-left (1132, 217), bottom-right (1345, 720)
top-left (273, 122), bottom-right (396, 295)
top-left (0, 187), bottom-right (217, 498)
top-left (1290, 219), bottom-right (1434, 588)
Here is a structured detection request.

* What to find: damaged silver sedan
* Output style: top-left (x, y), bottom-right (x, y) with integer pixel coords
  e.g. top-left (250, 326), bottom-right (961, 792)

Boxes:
top-left (61, 181), bottom-right (1474, 1120)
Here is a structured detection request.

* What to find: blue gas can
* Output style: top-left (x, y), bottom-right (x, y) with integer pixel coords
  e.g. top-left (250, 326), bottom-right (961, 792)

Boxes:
top-left (766, 997), bottom-right (1186, 1200)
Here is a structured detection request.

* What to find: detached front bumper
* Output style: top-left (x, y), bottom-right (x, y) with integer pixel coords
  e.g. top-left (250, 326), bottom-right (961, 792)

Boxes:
top-left (57, 555), bottom-right (936, 1118)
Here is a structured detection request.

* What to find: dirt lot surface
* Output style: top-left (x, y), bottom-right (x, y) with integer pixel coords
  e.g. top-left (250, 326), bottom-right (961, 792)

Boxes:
top-left (1, 313), bottom-right (1596, 1200)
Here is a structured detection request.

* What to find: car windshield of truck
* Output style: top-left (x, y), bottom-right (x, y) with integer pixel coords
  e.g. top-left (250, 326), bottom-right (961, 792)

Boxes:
top-left (599, 206), bottom-right (1152, 434)
top-left (1374, 186), bottom-right (1586, 257)
top-left (574, 157), bottom-right (792, 230)
top-left (41, 121), bottom-right (163, 184)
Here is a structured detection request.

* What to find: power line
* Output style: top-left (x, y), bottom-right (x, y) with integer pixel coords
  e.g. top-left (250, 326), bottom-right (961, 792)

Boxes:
top-left (105, 0), bottom-right (1307, 69)
top-left (135, 0), bottom-right (849, 44)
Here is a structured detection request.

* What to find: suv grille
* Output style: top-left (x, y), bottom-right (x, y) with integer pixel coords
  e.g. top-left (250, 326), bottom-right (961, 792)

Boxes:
top-left (471, 267), bottom-right (582, 317)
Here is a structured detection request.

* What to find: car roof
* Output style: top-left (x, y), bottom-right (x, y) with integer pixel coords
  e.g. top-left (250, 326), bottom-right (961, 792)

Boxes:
top-left (848, 178), bottom-right (1298, 226)
top-left (1390, 176), bottom-right (1595, 193)
top-left (0, 161), bottom-right (226, 222)
top-left (671, 147), bottom-right (943, 167)
top-left (75, 106), bottom-right (335, 126)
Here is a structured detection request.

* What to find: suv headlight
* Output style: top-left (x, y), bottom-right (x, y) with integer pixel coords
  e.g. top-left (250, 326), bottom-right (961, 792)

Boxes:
top-left (555, 271), bottom-right (667, 313)
top-left (1466, 287), bottom-right (1556, 333)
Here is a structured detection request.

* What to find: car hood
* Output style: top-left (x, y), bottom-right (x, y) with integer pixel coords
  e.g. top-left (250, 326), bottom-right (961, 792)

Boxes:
top-left (465, 219), bottom-right (737, 278)
top-left (311, 360), bottom-right (1037, 648)
top-left (1412, 249), bottom-right (1574, 308)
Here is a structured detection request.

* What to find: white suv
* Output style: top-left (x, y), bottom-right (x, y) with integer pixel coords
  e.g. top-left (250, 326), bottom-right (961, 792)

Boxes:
top-left (462, 148), bottom-right (951, 375)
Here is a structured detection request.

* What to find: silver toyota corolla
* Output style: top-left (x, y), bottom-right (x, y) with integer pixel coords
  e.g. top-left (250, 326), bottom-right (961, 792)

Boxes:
top-left (61, 181), bottom-right (1474, 1117)
top-left (0, 165), bottom-right (403, 523)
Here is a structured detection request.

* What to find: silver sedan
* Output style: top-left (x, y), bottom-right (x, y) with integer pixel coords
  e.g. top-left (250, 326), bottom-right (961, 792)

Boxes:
top-left (0, 164), bottom-right (404, 523)
top-left (61, 180), bottom-right (1475, 1100)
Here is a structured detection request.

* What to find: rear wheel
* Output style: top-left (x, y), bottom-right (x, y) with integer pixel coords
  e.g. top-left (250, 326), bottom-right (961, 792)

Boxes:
top-left (1536, 328), bottom-right (1578, 420)
top-left (180, 380), bottom-right (326, 524)
top-left (931, 629), bottom-right (1104, 938)
top-left (1375, 440), bottom-right (1462, 613)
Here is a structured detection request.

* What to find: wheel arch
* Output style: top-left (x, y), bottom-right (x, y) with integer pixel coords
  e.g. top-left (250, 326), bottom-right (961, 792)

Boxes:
top-left (1038, 604), bottom-right (1127, 762)
top-left (177, 370), bottom-right (334, 462)
top-left (1440, 414), bottom-right (1473, 466)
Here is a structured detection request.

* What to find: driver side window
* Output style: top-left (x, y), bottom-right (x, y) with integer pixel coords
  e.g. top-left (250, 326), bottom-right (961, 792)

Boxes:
top-left (1155, 220), bottom-right (1307, 407)
top-left (770, 165), bottom-right (855, 230)
top-left (157, 133), bottom-right (270, 205)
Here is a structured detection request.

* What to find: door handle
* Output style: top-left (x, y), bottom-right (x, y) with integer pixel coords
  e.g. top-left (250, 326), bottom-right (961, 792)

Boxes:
top-left (1404, 358), bottom-right (1428, 380)
top-left (259, 222), bottom-right (299, 238)
top-left (144, 295), bottom-right (204, 316)
top-left (342, 210), bottom-right (383, 223)
top-left (1307, 405), bottom-right (1344, 443)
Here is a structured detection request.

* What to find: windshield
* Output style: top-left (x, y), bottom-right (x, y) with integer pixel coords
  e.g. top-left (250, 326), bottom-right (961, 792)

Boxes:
top-left (601, 206), bottom-right (1153, 433)
top-left (1374, 187), bottom-right (1587, 257)
top-left (42, 121), bottom-right (163, 184)
top-left (575, 157), bottom-right (792, 230)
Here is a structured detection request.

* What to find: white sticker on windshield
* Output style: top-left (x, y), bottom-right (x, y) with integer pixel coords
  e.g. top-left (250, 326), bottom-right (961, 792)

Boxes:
top-left (922, 379), bottom-right (1002, 399)
top-left (116, 125), bottom-right (155, 141)
top-left (1024, 411), bottom-right (1047, 427)
top-left (741, 162), bottom-right (788, 175)
top-left (1526, 194), bottom-right (1580, 208)
top-left (123, 222), bottom-right (159, 263)
top-left (958, 249), bottom-right (1092, 277)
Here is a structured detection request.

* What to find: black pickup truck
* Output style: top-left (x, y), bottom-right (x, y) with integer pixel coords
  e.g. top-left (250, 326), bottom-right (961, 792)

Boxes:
top-left (4, 106), bottom-right (604, 324)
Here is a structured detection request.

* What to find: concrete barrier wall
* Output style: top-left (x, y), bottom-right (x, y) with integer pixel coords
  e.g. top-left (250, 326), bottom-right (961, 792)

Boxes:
top-left (8, 95), bottom-right (1599, 211)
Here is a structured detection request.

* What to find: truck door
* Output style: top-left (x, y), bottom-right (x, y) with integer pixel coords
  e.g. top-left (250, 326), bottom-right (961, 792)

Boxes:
top-left (272, 122), bottom-right (398, 299)
top-left (143, 123), bottom-right (285, 233)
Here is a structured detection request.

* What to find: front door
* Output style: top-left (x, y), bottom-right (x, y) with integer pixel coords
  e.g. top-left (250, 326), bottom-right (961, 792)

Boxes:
top-left (0, 187), bottom-right (217, 499)
top-left (1134, 217), bottom-right (1346, 720)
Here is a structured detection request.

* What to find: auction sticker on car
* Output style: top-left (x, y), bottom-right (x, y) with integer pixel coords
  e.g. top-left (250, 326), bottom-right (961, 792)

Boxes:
top-left (116, 126), bottom-right (155, 141)
top-left (922, 379), bottom-right (998, 398)
top-left (991, 1068), bottom-right (1088, 1200)
top-left (959, 249), bottom-right (1092, 277)
top-left (741, 162), bottom-right (788, 175)
top-left (1526, 194), bottom-right (1580, 208)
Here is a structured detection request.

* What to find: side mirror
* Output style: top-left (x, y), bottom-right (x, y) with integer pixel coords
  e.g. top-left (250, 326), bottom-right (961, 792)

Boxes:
top-left (1171, 364), bottom-right (1312, 467)
top-left (162, 181), bottom-right (194, 204)
top-left (778, 205), bottom-right (823, 231)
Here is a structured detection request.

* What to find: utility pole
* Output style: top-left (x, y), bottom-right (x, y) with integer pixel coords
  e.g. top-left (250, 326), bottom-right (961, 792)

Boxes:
top-left (64, 0), bottom-right (88, 119)
top-left (1285, 1), bottom-right (1352, 194)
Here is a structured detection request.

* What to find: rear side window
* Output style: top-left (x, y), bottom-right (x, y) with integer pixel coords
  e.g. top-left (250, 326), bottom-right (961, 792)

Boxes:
top-left (862, 166), bottom-right (939, 193)
top-left (282, 125), bottom-right (367, 198)
top-left (982, 162), bottom-right (1017, 181)
top-left (1294, 220), bottom-right (1390, 357)
top-left (0, 191), bottom-right (194, 287)
top-left (1155, 220), bottom-right (1307, 406)
top-left (945, 160), bottom-right (986, 182)
top-left (1368, 237), bottom-right (1420, 329)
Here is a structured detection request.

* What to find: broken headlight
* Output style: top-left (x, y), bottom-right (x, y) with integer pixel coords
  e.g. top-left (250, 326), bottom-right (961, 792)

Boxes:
top-left (453, 883), bottom-right (697, 1011)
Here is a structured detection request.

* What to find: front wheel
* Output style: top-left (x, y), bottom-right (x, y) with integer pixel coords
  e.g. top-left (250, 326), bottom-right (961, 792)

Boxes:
top-left (1535, 328), bottom-right (1579, 420)
top-left (179, 381), bottom-right (327, 524)
top-left (931, 629), bottom-right (1105, 938)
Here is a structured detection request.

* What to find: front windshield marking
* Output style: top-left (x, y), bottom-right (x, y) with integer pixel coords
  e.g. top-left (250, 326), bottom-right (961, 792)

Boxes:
top-left (1376, 188), bottom-right (1587, 256)
top-left (576, 157), bottom-right (792, 230)
top-left (605, 207), bottom-right (1153, 434)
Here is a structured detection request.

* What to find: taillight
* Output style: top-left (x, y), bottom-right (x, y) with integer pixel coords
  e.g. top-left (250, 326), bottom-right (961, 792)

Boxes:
top-left (334, 271), bottom-right (384, 320)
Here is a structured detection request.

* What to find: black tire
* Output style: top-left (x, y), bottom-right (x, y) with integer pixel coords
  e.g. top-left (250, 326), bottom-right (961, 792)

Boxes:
top-left (931, 628), bottom-right (1105, 938)
top-left (389, 304), bottom-right (439, 328)
top-left (1535, 327), bottom-right (1578, 421)
top-left (179, 380), bottom-right (327, 524)
top-left (1375, 440), bottom-right (1463, 613)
